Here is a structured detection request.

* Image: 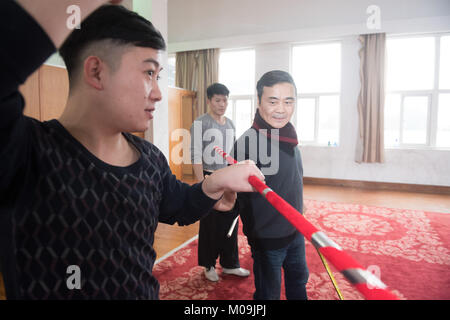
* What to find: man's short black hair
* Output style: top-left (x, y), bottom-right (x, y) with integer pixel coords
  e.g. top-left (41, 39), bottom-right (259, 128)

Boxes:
top-left (207, 83), bottom-right (230, 99)
top-left (256, 70), bottom-right (297, 103)
top-left (59, 4), bottom-right (166, 84)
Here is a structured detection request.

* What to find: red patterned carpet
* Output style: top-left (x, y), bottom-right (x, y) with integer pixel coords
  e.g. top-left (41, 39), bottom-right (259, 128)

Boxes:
top-left (153, 200), bottom-right (450, 300)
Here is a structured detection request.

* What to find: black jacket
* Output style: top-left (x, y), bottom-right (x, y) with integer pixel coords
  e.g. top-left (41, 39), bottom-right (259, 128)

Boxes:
top-left (233, 128), bottom-right (303, 250)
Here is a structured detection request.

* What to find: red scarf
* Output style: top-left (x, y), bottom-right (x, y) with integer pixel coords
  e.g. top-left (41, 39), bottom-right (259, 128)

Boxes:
top-left (251, 109), bottom-right (298, 147)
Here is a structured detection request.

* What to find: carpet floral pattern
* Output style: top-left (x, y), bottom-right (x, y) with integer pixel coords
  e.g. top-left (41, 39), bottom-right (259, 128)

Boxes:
top-left (153, 200), bottom-right (450, 300)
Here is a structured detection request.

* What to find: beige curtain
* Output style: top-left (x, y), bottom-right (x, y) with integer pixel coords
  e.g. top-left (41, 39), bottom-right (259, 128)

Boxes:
top-left (356, 33), bottom-right (386, 163)
top-left (175, 48), bottom-right (219, 119)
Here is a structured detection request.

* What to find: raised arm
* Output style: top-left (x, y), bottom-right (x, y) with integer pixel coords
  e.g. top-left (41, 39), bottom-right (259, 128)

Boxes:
top-left (1, 0), bottom-right (121, 99)
top-left (16, 0), bottom-right (122, 49)
top-left (0, 0), bottom-right (121, 201)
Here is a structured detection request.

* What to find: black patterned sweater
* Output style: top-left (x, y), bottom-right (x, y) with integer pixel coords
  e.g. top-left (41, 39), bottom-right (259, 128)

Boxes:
top-left (0, 1), bottom-right (216, 299)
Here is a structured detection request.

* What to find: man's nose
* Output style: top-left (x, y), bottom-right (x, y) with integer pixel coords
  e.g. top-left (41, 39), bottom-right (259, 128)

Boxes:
top-left (150, 82), bottom-right (162, 102)
top-left (275, 102), bottom-right (286, 113)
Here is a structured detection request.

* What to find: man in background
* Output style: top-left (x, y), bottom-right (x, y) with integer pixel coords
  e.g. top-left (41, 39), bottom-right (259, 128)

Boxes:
top-left (190, 83), bottom-right (250, 282)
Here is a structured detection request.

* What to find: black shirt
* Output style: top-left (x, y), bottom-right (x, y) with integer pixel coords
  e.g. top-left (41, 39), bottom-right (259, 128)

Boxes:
top-left (0, 0), bottom-right (216, 299)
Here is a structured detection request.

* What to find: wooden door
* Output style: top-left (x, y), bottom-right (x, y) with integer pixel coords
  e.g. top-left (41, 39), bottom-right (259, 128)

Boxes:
top-left (181, 95), bottom-right (194, 176)
top-left (168, 87), bottom-right (195, 180)
top-left (39, 65), bottom-right (69, 121)
top-left (19, 64), bottom-right (69, 121)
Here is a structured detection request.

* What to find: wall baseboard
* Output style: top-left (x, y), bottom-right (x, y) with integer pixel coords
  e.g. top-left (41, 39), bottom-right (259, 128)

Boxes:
top-left (303, 177), bottom-right (450, 195)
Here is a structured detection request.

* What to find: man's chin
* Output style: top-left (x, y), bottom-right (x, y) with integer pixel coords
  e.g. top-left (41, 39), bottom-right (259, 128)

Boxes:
top-left (268, 121), bottom-right (289, 129)
top-left (127, 123), bottom-right (149, 134)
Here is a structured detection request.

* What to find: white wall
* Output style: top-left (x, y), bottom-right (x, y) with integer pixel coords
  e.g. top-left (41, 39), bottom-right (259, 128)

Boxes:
top-left (168, 0), bottom-right (450, 186)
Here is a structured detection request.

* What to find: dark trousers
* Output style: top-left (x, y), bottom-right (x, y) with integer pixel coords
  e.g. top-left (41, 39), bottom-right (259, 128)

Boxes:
top-left (198, 171), bottom-right (240, 269)
top-left (251, 233), bottom-right (309, 300)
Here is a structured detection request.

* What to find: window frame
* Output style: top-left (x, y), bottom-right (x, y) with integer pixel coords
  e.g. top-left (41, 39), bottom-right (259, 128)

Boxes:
top-left (290, 41), bottom-right (342, 147)
top-left (385, 33), bottom-right (450, 150)
top-left (167, 53), bottom-right (176, 87)
top-left (219, 48), bottom-right (256, 137)
top-left (226, 95), bottom-right (256, 138)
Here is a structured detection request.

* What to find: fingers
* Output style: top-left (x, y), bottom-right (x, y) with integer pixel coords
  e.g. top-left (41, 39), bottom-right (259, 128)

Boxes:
top-left (222, 190), bottom-right (237, 202)
top-left (236, 159), bottom-right (255, 166)
top-left (213, 192), bottom-right (236, 212)
top-left (235, 160), bottom-right (265, 182)
top-left (252, 169), bottom-right (265, 184)
top-left (202, 161), bottom-right (265, 197)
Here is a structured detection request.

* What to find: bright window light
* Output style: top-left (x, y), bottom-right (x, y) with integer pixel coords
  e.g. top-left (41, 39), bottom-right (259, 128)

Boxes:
top-left (292, 42), bottom-right (341, 145)
top-left (167, 55), bottom-right (176, 87)
top-left (386, 37), bottom-right (435, 91)
top-left (234, 99), bottom-right (253, 138)
top-left (402, 96), bottom-right (429, 144)
top-left (439, 36), bottom-right (450, 90)
top-left (219, 50), bottom-right (255, 95)
top-left (437, 93), bottom-right (450, 148)
top-left (292, 43), bottom-right (341, 94)
top-left (385, 34), bottom-right (450, 149)
top-left (384, 94), bottom-right (401, 147)
top-left (219, 49), bottom-right (256, 139)
top-left (297, 98), bottom-right (315, 141)
top-left (318, 95), bottom-right (340, 145)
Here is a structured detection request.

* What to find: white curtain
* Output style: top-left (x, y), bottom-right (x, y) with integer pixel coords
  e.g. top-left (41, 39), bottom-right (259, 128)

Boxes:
top-left (356, 33), bottom-right (386, 163)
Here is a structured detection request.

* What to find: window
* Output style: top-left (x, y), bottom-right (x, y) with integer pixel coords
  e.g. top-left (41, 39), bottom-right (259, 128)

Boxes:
top-left (437, 94), bottom-right (450, 147)
top-left (167, 54), bottom-right (176, 87)
top-left (292, 42), bottom-right (341, 146)
top-left (385, 34), bottom-right (450, 148)
top-left (219, 49), bottom-right (255, 138)
top-left (437, 36), bottom-right (450, 148)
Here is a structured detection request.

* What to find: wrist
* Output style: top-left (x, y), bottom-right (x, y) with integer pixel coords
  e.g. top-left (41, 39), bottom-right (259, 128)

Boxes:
top-left (201, 174), bottom-right (225, 200)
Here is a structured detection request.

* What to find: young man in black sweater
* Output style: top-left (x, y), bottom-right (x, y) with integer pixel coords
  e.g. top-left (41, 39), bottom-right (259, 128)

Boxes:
top-left (0, 0), bottom-right (264, 299)
top-left (233, 70), bottom-right (309, 300)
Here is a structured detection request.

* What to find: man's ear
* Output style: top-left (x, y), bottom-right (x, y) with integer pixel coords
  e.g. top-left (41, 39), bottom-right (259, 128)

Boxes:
top-left (83, 56), bottom-right (105, 90)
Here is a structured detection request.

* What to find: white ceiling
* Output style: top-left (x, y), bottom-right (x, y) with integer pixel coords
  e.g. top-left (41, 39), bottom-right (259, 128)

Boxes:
top-left (168, 0), bottom-right (450, 44)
